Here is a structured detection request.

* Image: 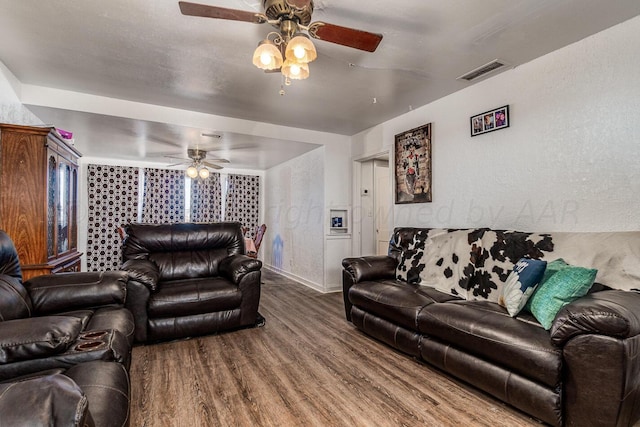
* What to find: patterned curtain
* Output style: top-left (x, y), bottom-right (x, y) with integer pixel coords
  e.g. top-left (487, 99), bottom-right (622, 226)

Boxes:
top-left (190, 173), bottom-right (222, 223)
top-left (225, 174), bottom-right (260, 237)
top-left (142, 168), bottom-right (185, 223)
top-left (86, 164), bottom-right (139, 271)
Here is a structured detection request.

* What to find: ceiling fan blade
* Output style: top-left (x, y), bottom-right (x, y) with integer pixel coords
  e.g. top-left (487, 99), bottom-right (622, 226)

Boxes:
top-left (164, 155), bottom-right (190, 161)
top-left (178, 1), bottom-right (267, 24)
top-left (206, 158), bottom-right (230, 163)
top-left (308, 22), bottom-right (383, 52)
top-left (203, 161), bottom-right (224, 170)
top-left (167, 161), bottom-right (191, 167)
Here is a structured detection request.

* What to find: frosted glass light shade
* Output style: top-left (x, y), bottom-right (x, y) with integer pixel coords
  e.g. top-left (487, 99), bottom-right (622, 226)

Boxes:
top-left (186, 166), bottom-right (198, 179)
top-left (281, 59), bottom-right (309, 80)
top-left (252, 41), bottom-right (283, 70)
top-left (198, 167), bottom-right (210, 179)
top-left (285, 35), bottom-right (317, 64)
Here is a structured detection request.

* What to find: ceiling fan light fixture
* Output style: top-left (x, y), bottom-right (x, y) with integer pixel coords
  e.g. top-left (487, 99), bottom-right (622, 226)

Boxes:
top-left (285, 34), bottom-right (317, 64)
top-left (281, 58), bottom-right (309, 80)
top-left (198, 167), bottom-right (210, 179)
top-left (180, 1), bottom-right (385, 85)
top-left (252, 39), bottom-right (283, 70)
top-left (186, 165), bottom-right (199, 179)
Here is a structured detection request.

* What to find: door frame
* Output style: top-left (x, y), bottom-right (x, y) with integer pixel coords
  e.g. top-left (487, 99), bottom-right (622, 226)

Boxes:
top-left (351, 150), bottom-right (392, 257)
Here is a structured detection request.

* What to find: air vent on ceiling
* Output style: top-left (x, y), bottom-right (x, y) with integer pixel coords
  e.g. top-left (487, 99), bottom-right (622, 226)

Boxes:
top-left (201, 132), bottom-right (222, 139)
top-left (457, 59), bottom-right (509, 82)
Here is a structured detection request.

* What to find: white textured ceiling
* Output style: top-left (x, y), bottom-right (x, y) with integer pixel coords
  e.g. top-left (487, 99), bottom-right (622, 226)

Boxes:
top-left (1, 0), bottom-right (640, 169)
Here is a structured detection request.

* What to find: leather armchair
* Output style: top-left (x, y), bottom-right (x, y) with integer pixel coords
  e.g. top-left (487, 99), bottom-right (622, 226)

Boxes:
top-left (0, 230), bottom-right (134, 381)
top-left (121, 222), bottom-right (262, 343)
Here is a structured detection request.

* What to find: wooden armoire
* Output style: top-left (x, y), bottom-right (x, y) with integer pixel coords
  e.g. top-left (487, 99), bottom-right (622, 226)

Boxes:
top-left (0, 123), bottom-right (82, 280)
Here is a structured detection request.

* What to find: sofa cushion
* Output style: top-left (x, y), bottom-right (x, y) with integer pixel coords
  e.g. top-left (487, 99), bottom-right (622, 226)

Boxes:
top-left (0, 316), bottom-right (82, 363)
top-left (0, 274), bottom-right (32, 320)
top-left (528, 261), bottom-right (597, 329)
top-left (349, 280), bottom-right (460, 331)
top-left (417, 300), bottom-right (563, 388)
top-left (124, 222), bottom-right (244, 282)
top-left (148, 277), bottom-right (242, 317)
top-left (499, 258), bottom-right (547, 317)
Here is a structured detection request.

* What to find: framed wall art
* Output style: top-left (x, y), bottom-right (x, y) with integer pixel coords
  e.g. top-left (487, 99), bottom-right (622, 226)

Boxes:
top-left (471, 105), bottom-right (509, 136)
top-left (394, 123), bottom-right (432, 204)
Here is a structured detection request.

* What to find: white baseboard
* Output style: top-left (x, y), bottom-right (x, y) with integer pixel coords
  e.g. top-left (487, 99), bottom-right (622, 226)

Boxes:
top-left (263, 265), bottom-right (340, 294)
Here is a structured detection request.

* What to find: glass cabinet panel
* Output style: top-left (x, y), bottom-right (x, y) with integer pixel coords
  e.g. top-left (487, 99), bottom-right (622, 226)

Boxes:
top-left (57, 162), bottom-right (70, 254)
top-left (71, 168), bottom-right (78, 249)
top-left (47, 155), bottom-right (57, 258)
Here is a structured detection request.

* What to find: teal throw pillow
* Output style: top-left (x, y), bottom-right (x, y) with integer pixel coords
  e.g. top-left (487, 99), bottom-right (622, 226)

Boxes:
top-left (524, 258), bottom-right (568, 312)
top-left (528, 260), bottom-right (597, 330)
top-left (498, 258), bottom-right (547, 317)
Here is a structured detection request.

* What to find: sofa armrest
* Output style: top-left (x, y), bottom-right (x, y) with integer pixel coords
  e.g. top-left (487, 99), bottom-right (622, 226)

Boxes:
top-left (550, 290), bottom-right (640, 346)
top-left (124, 279), bottom-right (151, 343)
top-left (121, 259), bottom-right (160, 291)
top-left (24, 271), bottom-right (128, 315)
top-left (341, 256), bottom-right (398, 322)
top-left (219, 254), bottom-right (262, 285)
top-left (342, 256), bottom-right (398, 283)
top-left (0, 316), bottom-right (82, 364)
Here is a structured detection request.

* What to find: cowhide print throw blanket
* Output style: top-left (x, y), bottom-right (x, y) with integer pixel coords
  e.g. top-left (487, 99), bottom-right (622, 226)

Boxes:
top-left (393, 228), bottom-right (640, 302)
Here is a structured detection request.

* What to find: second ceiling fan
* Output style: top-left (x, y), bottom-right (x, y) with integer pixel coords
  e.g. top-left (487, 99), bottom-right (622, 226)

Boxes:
top-left (166, 148), bottom-right (229, 179)
top-left (179, 0), bottom-right (383, 82)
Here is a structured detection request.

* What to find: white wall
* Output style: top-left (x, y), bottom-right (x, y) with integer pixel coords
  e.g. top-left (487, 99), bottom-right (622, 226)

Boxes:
top-left (352, 15), bottom-right (640, 233)
top-left (0, 62), bottom-right (42, 125)
top-left (264, 147), bottom-right (325, 289)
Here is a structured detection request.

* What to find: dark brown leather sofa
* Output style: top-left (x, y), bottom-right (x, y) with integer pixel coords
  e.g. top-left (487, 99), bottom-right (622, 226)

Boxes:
top-left (0, 230), bottom-right (133, 426)
top-left (343, 227), bottom-right (640, 427)
top-left (121, 222), bottom-right (263, 343)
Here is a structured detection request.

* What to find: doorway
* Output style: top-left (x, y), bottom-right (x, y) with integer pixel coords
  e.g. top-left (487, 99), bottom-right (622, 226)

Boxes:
top-left (357, 155), bottom-right (391, 256)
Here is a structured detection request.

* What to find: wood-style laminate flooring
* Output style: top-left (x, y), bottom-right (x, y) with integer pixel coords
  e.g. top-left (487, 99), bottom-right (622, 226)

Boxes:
top-left (129, 269), bottom-right (540, 427)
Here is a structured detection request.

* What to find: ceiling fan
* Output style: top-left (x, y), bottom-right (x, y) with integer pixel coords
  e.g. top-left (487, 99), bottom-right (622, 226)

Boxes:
top-left (178, 0), bottom-right (383, 82)
top-left (166, 148), bottom-right (230, 179)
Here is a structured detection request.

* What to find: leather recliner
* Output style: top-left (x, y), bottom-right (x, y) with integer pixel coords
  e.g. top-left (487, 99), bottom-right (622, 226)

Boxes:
top-left (0, 230), bottom-right (134, 425)
top-left (121, 222), bottom-right (263, 343)
top-left (0, 230), bottom-right (134, 380)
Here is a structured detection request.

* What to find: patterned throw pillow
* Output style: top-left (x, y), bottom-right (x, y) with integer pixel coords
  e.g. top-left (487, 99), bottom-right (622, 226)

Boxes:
top-left (528, 259), bottom-right (597, 330)
top-left (498, 258), bottom-right (547, 317)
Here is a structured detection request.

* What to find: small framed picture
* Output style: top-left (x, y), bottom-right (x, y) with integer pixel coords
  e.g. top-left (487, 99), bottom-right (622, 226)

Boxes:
top-left (470, 105), bottom-right (509, 137)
